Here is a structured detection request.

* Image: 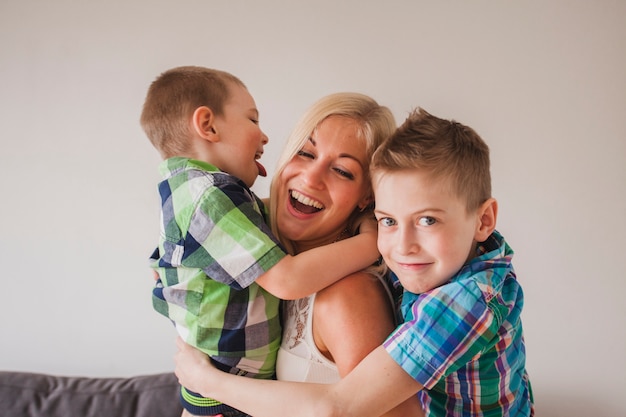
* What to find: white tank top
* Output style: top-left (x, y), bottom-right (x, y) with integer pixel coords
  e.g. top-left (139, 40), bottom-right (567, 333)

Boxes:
top-left (276, 274), bottom-right (395, 384)
top-left (276, 294), bottom-right (341, 383)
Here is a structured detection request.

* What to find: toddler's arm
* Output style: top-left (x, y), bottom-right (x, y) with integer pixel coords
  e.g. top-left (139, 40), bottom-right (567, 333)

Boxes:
top-left (256, 227), bottom-right (379, 299)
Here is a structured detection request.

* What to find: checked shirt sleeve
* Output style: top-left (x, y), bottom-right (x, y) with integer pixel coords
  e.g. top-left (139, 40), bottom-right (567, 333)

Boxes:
top-left (384, 280), bottom-right (507, 390)
top-left (157, 170), bottom-right (286, 290)
top-left (151, 167), bottom-right (285, 359)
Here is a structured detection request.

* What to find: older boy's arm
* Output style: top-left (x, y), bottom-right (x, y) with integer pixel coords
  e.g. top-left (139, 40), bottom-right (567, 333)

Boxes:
top-left (175, 340), bottom-right (422, 417)
top-left (256, 229), bottom-right (379, 299)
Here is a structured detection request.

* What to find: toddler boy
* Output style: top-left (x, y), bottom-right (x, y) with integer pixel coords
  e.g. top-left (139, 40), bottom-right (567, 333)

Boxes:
top-left (140, 66), bottom-right (379, 416)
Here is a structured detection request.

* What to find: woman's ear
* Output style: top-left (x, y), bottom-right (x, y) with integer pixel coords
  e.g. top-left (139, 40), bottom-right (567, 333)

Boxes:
top-left (357, 196), bottom-right (374, 212)
top-left (192, 106), bottom-right (219, 142)
top-left (475, 198), bottom-right (498, 242)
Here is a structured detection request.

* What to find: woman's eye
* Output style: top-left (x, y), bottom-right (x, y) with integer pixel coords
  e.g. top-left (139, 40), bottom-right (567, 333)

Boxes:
top-left (418, 216), bottom-right (437, 226)
top-left (297, 150), bottom-right (314, 159)
top-left (379, 217), bottom-right (397, 227)
top-left (334, 168), bottom-right (354, 180)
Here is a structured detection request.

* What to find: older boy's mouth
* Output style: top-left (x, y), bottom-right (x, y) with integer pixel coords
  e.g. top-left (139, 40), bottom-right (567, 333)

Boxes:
top-left (289, 190), bottom-right (323, 214)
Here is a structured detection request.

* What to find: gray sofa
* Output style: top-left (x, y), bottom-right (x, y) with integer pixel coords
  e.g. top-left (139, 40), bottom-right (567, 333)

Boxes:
top-left (0, 371), bottom-right (182, 417)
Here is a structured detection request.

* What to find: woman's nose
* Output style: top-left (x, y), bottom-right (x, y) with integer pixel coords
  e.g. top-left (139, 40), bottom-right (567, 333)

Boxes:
top-left (300, 162), bottom-right (325, 189)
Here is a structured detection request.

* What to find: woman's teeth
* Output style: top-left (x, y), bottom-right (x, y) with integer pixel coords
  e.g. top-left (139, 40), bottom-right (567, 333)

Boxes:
top-left (290, 190), bottom-right (324, 209)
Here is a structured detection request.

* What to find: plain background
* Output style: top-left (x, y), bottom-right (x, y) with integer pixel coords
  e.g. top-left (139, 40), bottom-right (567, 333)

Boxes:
top-left (1, 1), bottom-right (624, 416)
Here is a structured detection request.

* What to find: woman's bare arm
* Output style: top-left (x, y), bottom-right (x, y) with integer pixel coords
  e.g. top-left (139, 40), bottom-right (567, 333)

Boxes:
top-left (314, 273), bottom-right (425, 417)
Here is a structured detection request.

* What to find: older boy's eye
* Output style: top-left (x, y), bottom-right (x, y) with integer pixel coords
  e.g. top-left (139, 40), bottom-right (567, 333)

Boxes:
top-left (379, 217), bottom-right (397, 227)
top-left (418, 216), bottom-right (436, 226)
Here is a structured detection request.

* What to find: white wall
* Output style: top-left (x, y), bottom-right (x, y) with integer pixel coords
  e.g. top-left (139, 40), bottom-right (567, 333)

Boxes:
top-left (1, 1), bottom-right (624, 416)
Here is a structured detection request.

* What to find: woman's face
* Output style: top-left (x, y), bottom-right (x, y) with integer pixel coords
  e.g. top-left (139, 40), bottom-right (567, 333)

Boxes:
top-left (275, 115), bottom-right (371, 252)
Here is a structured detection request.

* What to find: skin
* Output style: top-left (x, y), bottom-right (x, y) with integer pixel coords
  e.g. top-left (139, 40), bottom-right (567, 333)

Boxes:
top-left (174, 167), bottom-right (498, 417)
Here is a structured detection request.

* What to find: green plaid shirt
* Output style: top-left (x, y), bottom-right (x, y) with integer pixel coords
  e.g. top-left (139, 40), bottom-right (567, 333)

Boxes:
top-left (151, 157), bottom-right (286, 377)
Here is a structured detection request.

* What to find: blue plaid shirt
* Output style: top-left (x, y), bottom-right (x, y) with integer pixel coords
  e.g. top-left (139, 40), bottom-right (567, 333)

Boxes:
top-left (384, 231), bottom-right (534, 416)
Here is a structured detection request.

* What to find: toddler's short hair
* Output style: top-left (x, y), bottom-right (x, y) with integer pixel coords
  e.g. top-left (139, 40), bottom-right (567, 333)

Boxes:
top-left (140, 66), bottom-right (245, 158)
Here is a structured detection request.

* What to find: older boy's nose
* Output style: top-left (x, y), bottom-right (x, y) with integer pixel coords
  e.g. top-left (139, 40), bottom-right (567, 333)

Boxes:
top-left (396, 227), bottom-right (418, 255)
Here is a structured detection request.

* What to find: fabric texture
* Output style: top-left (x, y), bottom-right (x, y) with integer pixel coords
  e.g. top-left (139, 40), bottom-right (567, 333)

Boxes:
top-left (384, 230), bottom-right (534, 416)
top-left (180, 386), bottom-right (251, 417)
top-left (0, 371), bottom-right (181, 417)
top-left (276, 294), bottom-right (341, 383)
top-left (150, 157), bottom-right (286, 415)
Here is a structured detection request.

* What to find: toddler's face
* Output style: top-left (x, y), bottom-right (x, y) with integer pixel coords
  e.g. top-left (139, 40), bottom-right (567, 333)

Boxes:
top-left (373, 169), bottom-right (481, 294)
top-left (212, 84), bottom-right (268, 187)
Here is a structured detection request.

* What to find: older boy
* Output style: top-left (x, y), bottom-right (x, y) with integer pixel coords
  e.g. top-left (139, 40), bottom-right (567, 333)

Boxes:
top-left (140, 66), bottom-right (379, 416)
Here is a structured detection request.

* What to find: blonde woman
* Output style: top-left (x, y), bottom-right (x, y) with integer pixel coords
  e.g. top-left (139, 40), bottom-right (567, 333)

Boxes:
top-left (177, 92), bottom-right (424, 417)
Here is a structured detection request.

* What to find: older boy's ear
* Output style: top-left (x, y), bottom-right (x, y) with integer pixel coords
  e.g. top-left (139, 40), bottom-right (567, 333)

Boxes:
top-left (475, 198), bottom-right (498, 242)
top-left (192, 106), bottom-right (219, 142)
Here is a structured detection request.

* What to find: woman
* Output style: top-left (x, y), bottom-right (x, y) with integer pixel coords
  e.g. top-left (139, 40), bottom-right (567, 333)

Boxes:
top-left (180, 92), bottom-right (424, 417)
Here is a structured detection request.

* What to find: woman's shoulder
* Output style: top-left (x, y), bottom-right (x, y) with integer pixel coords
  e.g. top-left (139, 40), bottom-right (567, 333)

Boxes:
top-left (313, 271), bottom-right (397, 375)
top-left (318, 271), bottom-right (385, 299)
top-left (315, 271), bottom-right (393, 319)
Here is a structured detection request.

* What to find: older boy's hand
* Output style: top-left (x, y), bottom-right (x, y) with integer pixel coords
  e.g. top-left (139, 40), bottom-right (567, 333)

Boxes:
top-left (174, 337), bottom-right (215, 396)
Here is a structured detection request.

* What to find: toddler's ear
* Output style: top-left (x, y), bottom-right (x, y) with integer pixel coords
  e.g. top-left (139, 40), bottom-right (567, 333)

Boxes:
top-left (192, 106), bottom-right (219, 142)
top-left (475, 198), bottom-right (498, 242)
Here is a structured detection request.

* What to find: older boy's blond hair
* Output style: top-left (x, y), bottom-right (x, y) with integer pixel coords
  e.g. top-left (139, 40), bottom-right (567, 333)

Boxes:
top-left (270, 92), bottom-right (396, 255)
top-left (140, 66), bottom-right (246, 158)
top-left (371, 108), bottom-right (491, 212)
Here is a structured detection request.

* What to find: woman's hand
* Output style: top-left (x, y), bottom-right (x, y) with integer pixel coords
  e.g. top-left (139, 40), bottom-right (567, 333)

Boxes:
top-left (174, 337), bottom-right (214, 395)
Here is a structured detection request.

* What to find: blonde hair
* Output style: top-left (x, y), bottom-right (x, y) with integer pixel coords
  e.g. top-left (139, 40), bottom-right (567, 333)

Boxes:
top-left (371, 107), bottom-right (491, 212)
top-left (269, 92), bottom-right (396, 256)
top-left (140, 66), bottom-right (245, 159)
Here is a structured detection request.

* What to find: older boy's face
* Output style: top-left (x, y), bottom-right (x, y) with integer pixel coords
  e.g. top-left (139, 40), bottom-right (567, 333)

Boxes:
top-left (373, 169), bottom-right (481, 294)
top-left (212, 84), bottom-right (268, 187)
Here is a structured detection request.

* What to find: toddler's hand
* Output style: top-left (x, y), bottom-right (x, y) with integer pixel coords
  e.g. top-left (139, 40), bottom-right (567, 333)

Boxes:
top-left (356, 214), bottom-right (378, 235)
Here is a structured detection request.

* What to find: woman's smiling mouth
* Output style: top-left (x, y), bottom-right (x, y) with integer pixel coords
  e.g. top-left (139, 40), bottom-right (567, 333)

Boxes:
top-left (289, 190), bottom-right (324, 214)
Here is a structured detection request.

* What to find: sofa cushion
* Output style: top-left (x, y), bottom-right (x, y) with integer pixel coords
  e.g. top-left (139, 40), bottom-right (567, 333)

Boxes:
top-left (0, 371), bottom-right (182, 417)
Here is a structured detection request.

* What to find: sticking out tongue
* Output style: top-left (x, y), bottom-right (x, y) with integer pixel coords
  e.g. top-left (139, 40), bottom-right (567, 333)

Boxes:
top-left (256, 161), bottom-right (267, 177)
